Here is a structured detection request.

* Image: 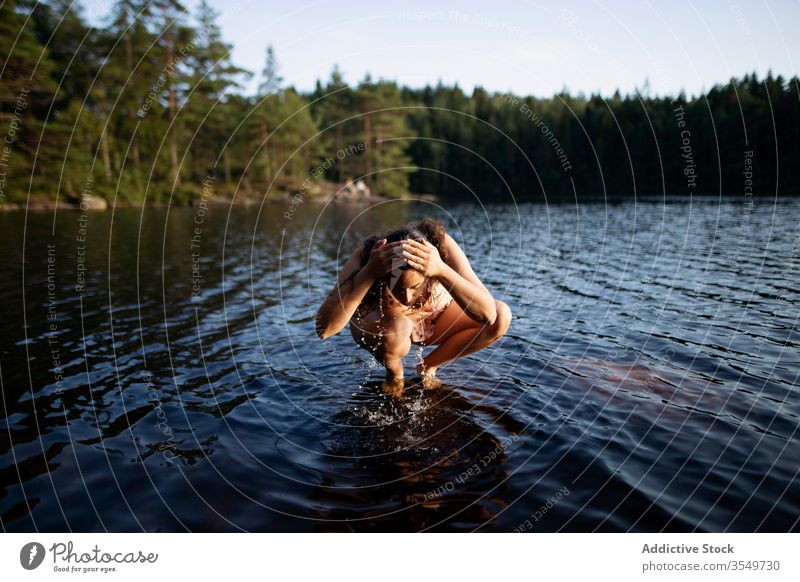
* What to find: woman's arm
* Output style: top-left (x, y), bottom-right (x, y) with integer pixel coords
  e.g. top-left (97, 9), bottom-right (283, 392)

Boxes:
top-left (315, 246), bottom-right (373, 340)
top-left (315, 239), bottom-right (403, 339)
top-left (402, 233), bottom-right (497, 325)
top-left (437, 234), bottom-right (497, 325)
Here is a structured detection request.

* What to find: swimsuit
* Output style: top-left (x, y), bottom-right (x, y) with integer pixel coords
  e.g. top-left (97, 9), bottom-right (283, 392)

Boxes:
top-left (352, 280), bottom-right (454, 345)
top-left (410, 281), bottom-right (453, 344)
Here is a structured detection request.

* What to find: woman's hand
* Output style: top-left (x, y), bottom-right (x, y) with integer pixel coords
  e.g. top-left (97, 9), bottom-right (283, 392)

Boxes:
top-left (364, 239), bottom-right (405, 279)
top-left (401, 239), bottom-right (446, 278)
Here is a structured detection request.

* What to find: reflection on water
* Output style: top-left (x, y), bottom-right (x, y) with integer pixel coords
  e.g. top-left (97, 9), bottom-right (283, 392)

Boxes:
top-left (0, 198), bottom-right (798, 532)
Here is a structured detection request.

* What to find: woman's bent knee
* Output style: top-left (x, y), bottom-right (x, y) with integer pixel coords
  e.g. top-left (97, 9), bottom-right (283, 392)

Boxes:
top-left (488, 300), bottom-right (511, 340)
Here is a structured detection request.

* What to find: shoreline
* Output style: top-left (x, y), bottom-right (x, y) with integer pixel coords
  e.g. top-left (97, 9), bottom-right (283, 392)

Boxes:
top-left (3, 191), bottom-right (794, 211)
top-left (0, 190), bottom-right (439, 212)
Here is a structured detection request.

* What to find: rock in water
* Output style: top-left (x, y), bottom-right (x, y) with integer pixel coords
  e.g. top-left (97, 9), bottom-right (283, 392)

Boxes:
top-left (79, 194), bottom-right (108, 210)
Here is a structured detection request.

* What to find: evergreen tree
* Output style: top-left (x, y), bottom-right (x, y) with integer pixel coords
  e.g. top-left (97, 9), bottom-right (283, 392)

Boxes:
top-left (258, 44), bottom-right (283, 98)
top-left (309, 64), bottom-right (356, 183)
top-left (184, 0), bottom-right (249, 186)
top-left (0, 0), bottom-right (56, 202)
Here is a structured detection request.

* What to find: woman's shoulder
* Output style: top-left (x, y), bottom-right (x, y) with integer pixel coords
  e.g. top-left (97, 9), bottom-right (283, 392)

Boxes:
top-left (437, 232), bottom-right (462, 269)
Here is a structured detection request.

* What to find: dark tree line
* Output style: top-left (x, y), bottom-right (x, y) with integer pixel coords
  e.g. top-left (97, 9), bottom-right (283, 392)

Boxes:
top-left (1, 0), bottom-right (797, 206)
top-left (398, 76), bottom-right (799, 201)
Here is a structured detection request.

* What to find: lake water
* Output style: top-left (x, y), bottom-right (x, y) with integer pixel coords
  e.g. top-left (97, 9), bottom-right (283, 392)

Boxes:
top-left (1, 197), bottom-right (798, 532)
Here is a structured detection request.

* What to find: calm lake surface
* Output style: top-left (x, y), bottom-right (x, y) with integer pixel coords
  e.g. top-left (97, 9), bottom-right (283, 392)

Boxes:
top-left (1, 198), bottom-right (798, 532)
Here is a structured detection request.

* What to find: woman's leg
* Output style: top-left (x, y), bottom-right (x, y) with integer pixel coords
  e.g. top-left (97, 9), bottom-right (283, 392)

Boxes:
top-left (350, 308), bottom-right (414, 390)
top-left (418, 299), bottom-right (512, 379)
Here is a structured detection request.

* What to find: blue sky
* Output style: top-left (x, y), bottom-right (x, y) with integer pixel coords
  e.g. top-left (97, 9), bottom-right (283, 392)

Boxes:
top-left (89, 0), bottom-right (799, 97)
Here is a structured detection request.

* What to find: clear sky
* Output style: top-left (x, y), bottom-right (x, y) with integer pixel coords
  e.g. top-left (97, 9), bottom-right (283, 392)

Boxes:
top-left (93, 0), bottom-right (799, 98)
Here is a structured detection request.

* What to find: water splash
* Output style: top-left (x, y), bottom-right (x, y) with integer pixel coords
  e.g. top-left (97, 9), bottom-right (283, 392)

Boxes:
top-left (414, 345), bottom-right (425, 366)
top-left (350, 388), bottom-right (435, 445)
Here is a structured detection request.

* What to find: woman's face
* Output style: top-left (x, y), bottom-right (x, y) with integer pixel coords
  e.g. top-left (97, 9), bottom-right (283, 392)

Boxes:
top-left (389, 268), bottom-right (427, 306)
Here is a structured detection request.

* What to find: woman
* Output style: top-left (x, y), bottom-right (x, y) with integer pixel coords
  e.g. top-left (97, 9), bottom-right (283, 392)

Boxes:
top-left (315, 218), bottom-right (511, 394)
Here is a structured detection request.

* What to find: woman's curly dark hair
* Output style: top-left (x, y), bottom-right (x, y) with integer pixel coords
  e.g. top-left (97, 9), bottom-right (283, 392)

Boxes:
top-left (351, 218), bottom-right (449, 309)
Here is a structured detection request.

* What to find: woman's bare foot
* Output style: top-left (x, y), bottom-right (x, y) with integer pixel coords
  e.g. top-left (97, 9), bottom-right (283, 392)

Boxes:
top-left (380, 375), bottom-right (405, 398)
top-left (381, 358), bottom-right (405, 397)
top-left (416, 362), bottom-right (442, 390)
